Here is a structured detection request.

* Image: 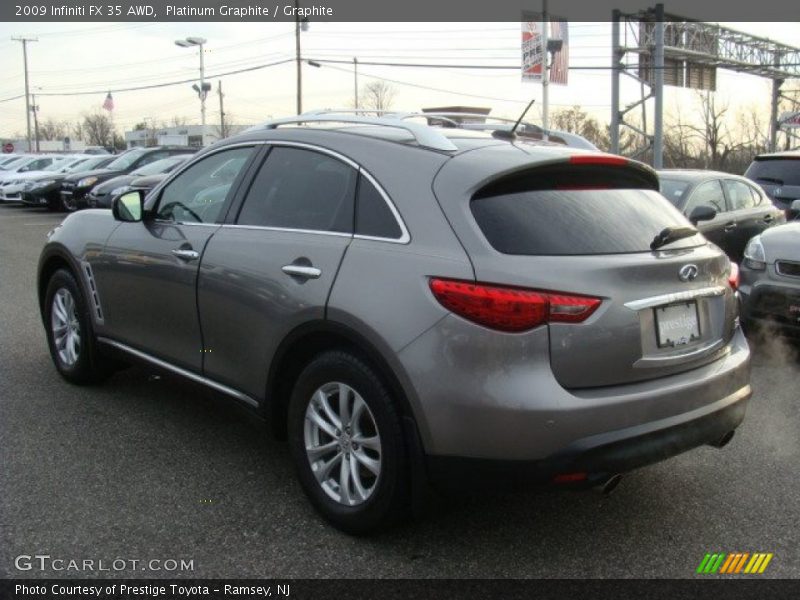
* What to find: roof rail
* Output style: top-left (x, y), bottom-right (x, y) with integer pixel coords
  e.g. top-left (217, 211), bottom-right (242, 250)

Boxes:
top-left (258, 110), bottom-right (459, 152)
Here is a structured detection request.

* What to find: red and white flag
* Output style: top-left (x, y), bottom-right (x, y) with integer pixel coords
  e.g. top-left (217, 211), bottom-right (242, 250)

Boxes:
top-left (102, 92), bottom-right (114, 112)
top-left (549, 20), bottom-right (569, 85)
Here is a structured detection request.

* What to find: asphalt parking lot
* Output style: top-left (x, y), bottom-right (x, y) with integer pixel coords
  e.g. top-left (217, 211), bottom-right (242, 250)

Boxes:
top-left (0, 203), bottom-right (798, 579)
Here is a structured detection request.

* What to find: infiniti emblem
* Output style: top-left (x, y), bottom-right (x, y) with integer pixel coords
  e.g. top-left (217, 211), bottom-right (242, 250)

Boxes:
top-left (679, 264), bottom-right (699, 282)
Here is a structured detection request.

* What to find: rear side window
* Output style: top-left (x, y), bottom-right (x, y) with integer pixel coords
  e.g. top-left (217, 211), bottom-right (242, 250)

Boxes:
top-left (745, 158), bottom-right (800, 186)
top-left (725, 179), bottom-right (756, 211)
top-left (355, 175), bottom-right (402, 239)
top-left (237, 147), bottom-right (357, 233)
top-left (471, 188), bottom-right (702, 255)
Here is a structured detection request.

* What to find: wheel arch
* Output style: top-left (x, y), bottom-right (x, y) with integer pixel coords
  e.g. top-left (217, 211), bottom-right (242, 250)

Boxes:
top-left (265, 320), bottom-right (422, 444)
top-left (37, 247), bottom-right (80, 318)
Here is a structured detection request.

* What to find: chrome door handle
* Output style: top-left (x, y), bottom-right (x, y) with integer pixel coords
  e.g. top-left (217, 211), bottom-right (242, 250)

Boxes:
top-left (723, 222), bottom-right (737, 232)
top-left (282, 265), bottom-right (322, 279)
top-left (172, 248), bottom-right (200, 261)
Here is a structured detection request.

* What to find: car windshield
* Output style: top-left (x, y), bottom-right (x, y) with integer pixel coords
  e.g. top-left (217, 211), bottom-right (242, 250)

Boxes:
top-left (105, 149), bottom-right (147, 170)
top-left (43, 158), bottom-right (79, 172)
top-left (131, 156), bottom-right (188, 177)
top-left (659, 178), bottom-right (691, 205)
top-left (81, 156), bottom-right (113, 170)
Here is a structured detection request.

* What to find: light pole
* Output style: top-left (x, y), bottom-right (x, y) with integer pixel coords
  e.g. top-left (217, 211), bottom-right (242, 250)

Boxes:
top-left (294, 1), bottom-right (310, 114)
top-left (175, 36), bottom-right (209, 128)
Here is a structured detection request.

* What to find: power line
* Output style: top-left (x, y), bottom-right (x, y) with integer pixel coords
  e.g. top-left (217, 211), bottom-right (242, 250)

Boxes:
top-left (34, 58), bottom-right (295, 97)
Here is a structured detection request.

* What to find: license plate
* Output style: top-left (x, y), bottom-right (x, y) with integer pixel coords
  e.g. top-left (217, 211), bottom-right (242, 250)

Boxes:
top-left (655, 302), bottom-right (700, 348)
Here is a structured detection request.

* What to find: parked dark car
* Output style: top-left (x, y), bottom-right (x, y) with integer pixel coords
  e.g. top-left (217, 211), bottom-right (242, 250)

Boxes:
top-left (658, 170), bottom-right (785, 263)
top-left (740, 200), bottom-right (800, 337)
top-left (38, 111), bottom-right (750, 533)
top-left (60, 146), bottom-right (194, 212)
top-left (744, 150), bottom-right (800, 219)
top-left (85, 155), bottom-right (193, 208)
top-left (21, 156), bottom-right (115, 210)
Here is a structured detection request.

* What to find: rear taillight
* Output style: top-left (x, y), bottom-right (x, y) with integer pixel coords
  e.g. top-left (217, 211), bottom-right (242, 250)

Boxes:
top-left (429, 278), bottom-right (601, 333)
top-left (568, 154), bottom-right (629, 166)
top-left (728, 262), bottom-right (740, 290)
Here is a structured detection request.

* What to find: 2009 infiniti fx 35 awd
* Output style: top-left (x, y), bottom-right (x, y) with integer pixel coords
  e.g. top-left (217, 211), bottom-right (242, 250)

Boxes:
top-left (38, 111), bottom-right (751, 533)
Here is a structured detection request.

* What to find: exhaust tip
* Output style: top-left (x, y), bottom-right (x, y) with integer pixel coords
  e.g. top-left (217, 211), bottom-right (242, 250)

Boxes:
top-left (597, 474), bottom-right (623, 496)
top-left (709, 430), bottom-right (735, 449)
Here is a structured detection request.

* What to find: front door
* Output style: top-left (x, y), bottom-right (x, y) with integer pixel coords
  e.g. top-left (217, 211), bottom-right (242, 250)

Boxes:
top-left (93, 145), bottom-right (258, 371)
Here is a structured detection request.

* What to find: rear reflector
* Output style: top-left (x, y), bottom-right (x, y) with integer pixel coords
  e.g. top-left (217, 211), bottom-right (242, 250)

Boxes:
top-left (568, 154), bottom-right (629, 166)
top-left (728, 262), bottom-right (740, 290)
top-left (429, 278), bottom-right (601, 332)
top-left (553, 472), bottom-right (588, 484)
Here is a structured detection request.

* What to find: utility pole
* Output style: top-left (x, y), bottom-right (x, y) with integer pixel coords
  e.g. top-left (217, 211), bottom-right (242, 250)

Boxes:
top-left (610, 10), bottom-right (621, 154)
top-left (31, 93), bottom-right (40, 152)
top-left (12, 36), bottom-right (37, 152)
top-left (353, 57), bottom-right (359, 110)
top-left (541, 0), bottom-right (549, 133)
top-left (218, 80), bottom-right (226, 139)
top-left (653, 3), bottom-right (665, 169)
top-left (295, 0), bottom-right (302, 114)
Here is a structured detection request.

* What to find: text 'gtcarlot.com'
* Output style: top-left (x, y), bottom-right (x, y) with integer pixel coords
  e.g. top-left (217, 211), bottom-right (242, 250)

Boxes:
top-left (14, 554), bottom-right (194, 572)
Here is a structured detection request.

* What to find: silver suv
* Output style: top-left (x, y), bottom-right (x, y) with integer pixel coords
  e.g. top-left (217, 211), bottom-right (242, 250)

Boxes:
top-left (38, 111), bottom-right (751, 533)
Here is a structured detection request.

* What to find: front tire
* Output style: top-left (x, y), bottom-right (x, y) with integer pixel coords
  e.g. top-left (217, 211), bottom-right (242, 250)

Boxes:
top-left (44, 268), bottom-right (107, 384)
top-left (288, 350), bottom-right (409, 534)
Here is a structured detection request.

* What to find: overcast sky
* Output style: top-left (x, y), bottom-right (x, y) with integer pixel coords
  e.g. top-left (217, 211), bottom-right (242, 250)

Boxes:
top-left (0, 21), bottom-right (798, 137)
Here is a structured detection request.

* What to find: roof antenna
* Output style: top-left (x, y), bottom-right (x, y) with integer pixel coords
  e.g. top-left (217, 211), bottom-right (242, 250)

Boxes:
top-left (493, 98), bottom-right (536, 140)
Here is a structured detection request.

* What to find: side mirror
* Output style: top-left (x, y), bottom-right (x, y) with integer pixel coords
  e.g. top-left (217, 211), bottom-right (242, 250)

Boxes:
top-left (791, 199), bottom-right (800, 214)
top-left (689, 205), bottom-right (717, 225)
top-left (112, 190), bottom-right (145, 222)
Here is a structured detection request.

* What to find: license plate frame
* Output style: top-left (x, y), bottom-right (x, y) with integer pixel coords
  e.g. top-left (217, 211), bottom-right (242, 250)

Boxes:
top-left (654, 301), bottom-right (701, 348)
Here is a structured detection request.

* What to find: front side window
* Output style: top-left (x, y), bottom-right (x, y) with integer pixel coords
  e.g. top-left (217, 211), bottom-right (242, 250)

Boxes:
top-left (236, 147), bottom-right (357, 233)
top-left (156, 147), bottom-right (254, 224)
top-left (685, 180), bottom-right (726, 215)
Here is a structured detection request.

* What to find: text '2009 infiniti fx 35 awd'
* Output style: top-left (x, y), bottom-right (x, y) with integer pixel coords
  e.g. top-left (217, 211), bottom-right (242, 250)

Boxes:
top-left (38, 111), bottom-right (751, 533)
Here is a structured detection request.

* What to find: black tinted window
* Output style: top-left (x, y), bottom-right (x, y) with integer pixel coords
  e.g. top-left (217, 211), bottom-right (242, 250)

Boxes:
top-left (356, 176), bottom-right (402, 239)
top-left (471, 189), bottom-right (703, 255)
top-left (237, 147), bottom-right (357, 233)
top-left (745, 158), bottom-right (800, 186)
top-left (156, 147), bottom-right (253, 223)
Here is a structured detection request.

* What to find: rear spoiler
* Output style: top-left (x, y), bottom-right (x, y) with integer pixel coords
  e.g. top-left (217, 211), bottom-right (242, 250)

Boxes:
top-left (474, 154), bottom-right (659, 200)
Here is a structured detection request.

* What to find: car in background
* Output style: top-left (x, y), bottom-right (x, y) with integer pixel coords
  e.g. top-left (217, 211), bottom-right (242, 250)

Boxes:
top-left (20, 156), bottom-right (116, 210)
top-left (0, 155), bottom-right (88, 202)
top-left (740, 200), bottom-right (800, 337)
top-left (0, 154), bottom-right (23, 169)
top-left (59, 146), bottom-right (195, 212)
top-left (0, 155), bottom-right (66, 202)
top-left (83, 146), bottom-right (111, 155)
top-left (658, 170), bottom-right (785, 263)
top-left (37, 111), bottom-right (749, 533)
top-left (85, 154), bottom-right (193, 209)
top-left (744, 150), bottom-right (800, 219)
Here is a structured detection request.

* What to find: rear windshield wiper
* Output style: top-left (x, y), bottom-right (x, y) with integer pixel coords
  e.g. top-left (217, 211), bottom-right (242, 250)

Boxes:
top-left (755, 177), bottom-right (784, 185)
top-left (651, 226), bottom-right (698, 251)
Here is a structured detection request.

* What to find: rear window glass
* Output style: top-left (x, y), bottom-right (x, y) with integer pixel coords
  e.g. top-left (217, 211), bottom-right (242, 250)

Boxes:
top-left (745, 158), bottom-right (800, 186)
top-left (471, 189), bottom-right (704, 255)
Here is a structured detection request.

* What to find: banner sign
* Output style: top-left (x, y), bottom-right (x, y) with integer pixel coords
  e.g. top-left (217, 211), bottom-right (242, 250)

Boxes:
top-left (522, 20), bottom-right (545, 81)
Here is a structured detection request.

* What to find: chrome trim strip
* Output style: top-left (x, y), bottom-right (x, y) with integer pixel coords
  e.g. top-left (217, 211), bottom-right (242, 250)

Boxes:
top-left (633, 339), bottom-right (728, 369)
top-left (97, 338), bottom-right (259, 408)
top-left (221, 223), bottom-right (353, 239)
top-left (624, 286), bottom-right (726, 311)
top-left (80, 260), bottom-right (104, 325)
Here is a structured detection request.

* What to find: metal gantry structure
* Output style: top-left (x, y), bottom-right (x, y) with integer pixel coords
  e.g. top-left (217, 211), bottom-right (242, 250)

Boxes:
top-left (610, 4), bottom-right (800, 167)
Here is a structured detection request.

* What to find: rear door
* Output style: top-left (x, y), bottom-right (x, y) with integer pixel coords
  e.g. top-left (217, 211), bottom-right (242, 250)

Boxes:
top-left (433, 152), bottom-right (736, 389)
top-left (723, 178), bottom-right (782, 262)
top-left (197, 143), bottom-right (357, 399)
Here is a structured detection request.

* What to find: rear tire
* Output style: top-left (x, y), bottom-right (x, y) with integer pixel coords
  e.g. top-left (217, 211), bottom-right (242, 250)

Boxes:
top-left (44, 268), bottom-right (109, 384)
top-left (287, 350), bottom-right (409, 534)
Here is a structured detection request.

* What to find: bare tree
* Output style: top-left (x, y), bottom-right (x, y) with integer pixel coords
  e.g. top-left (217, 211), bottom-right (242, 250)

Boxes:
top-left (38, 118), bottom-right (69, 141)
top-left (82, 112), bottom-right (116, 147)
top-left (360, 81), bottom-right (397, 112)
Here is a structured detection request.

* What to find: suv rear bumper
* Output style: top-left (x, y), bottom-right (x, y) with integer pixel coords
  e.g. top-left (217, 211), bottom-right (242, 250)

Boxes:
top-left (398, 315), bottom-right (751, 462)
top-left (426, 384), bottom-right (748, 490)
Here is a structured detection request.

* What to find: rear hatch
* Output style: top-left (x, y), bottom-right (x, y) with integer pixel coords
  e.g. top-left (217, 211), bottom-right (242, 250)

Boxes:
top-left (745, 155), bottom-right (800, 212)
top-left (432, 146), bottom-right (737, 388)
